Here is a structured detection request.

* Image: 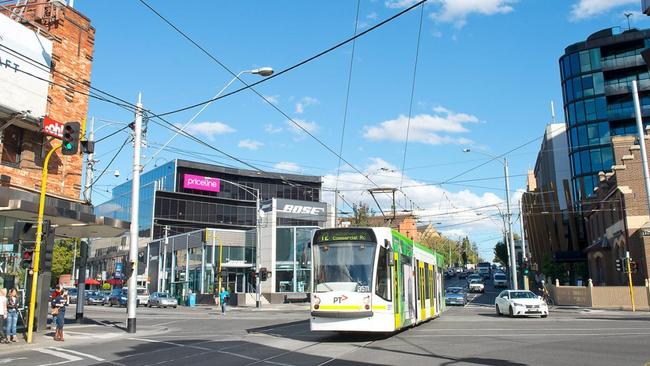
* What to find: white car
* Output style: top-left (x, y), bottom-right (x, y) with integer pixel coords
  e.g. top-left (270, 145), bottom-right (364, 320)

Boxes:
top-left (493, 273), bottom-right (508, 287)
top-left (495, 290), bottom-right (549, 318)
top-left (468, 279), bottom-right (485, 293)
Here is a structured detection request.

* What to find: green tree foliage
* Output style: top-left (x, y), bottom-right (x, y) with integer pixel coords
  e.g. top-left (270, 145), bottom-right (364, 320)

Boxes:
top-left (420, 234), bottom-right (481, 268)
top-left (349, 203), bottom-right (371, 227)
top-left (493, 240), bottom-right (509, 267)
top-left (51, 239), bottom-right (76, 287)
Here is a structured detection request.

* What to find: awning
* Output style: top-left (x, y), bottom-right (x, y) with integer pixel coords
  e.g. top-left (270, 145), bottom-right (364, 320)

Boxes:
top-left (106, 279), bottom-right (123, 285)
top-left (0, 187), bottom-right (129, 238)
top-left (85, 279), bottom-right (101, 286)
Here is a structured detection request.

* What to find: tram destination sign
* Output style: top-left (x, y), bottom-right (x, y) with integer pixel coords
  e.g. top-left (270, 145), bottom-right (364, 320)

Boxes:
top-left (314, 229), bottom-right (376, 244)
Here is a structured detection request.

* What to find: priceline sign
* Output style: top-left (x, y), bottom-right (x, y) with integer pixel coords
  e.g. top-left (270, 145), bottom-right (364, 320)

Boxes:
top-left (183, 174), bottom-right (221, 192)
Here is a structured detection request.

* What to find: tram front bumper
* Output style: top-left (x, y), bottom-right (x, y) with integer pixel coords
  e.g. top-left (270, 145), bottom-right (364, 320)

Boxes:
top-left (311, 310), bottom-right (373, 318)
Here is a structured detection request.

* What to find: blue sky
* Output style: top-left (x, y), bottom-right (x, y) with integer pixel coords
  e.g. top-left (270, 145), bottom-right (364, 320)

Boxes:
top-left (78, 0), bottom-right (650, 260)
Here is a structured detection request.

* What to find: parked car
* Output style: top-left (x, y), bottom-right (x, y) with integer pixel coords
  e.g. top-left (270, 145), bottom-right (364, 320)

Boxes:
top-left (468, 278), bottom-right (485, 293)
top-left (493, 273), bottom-right (508, 288)
top-left (445, 287), bottom-right (467, 306)
top-left (108, 288), bottom-right (127, 307)
top-left (495, 290), bottom-right (549, 318)
top-left (148, 292), bottom-right (178, 308)
top-left (85, 291), bottom-right (105, 305)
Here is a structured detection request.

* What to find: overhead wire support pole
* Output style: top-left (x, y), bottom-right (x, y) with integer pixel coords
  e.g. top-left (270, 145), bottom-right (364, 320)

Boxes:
top-left (26, 142), bottom-right (61, 344)
top-left (127, 93), bottom-right (143, 334)
top-left (632, 80), bottom-right (650, 222)
top-left (626, 251), bottom-right (636, 312)
top-left (504, 158), bottom-right (518, 290)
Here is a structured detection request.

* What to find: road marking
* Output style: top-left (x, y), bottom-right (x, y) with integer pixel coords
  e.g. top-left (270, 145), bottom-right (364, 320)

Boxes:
top-left (128, 337), bottom-right (212, 351)
top-left (49, 347), bottom-right (105, 361)
top-left (0, 358), bottom-right (26, 364)
top-left (407, 332), bottom-right (650, 338)
top-left (35, 348), bottom-right (82, 365)
top-left (415, 327), bottom-right (650, 332)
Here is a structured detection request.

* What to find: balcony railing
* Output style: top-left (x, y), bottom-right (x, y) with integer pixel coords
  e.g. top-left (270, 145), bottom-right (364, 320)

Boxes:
top-left (605, 79), bottom-right (650, 96)
top-left (601, 54), bottom-right (644, 71)
top-left (607, 104), bottom-right (650, 121)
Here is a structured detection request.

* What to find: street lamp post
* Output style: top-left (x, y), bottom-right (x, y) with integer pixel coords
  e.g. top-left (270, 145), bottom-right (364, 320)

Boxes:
top-left (464, 148), bottom-right (518, 290)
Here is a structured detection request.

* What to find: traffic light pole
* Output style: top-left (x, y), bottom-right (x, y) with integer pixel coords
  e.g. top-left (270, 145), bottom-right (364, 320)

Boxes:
top-left (626, 251), bottom-right (636, 312)
top-left (26, 143), bottom-right (61, 344)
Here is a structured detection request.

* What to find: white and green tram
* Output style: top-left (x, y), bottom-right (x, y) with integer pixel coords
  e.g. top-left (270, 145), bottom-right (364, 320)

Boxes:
top-left (310, 227), bottom-right (445, 332)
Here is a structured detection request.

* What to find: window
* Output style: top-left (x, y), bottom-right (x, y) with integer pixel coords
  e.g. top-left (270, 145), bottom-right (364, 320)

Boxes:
top-left (566, 80), bottom-right (574, 103)
top-left (571, 128), bottom-right (579, 147)
top-left (375, 246), bottom-right (391, 301)
top-left (595, 97), bottom-right (607, 119)
top-left (580, 51), bottom-right (591, 72)
top-left (573, 78), bottom-right (583, 99)
top-left (590, 149), bottom-right (603, 172)
top-left (570, 53), bottom-right (580, 76)
top-left (582, 75), bottom-right (594, 97)
top-left (587, 124), bottom-right (599, 145)
top-left (585, 99), bottom-right (596, 120)
top-left (581, 150), bottom-right (592, 173)
top-left (590, 48), bottom-right (601, 70)
top-left (593, 73), bottom-right (604, 94)
top-left (598, 122), bottom-right (610, 144)
top-left (569, 103), bottom-right (576, 125)
top-left (2, 126), bottom-right (23, 166)
top-left (424, 264), bottom-right (430, 299)
top-left (276, 228), bottom-right (294, 262)
top-left (577, 125), bottom-right (587, 147)
top-left (576, 101), bottom-right (585, 123)
top-left (602, 147), bottom-right (613, 169)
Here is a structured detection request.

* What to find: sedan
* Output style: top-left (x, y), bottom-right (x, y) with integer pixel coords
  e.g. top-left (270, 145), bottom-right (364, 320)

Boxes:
top-left (495, 290), bottom-right (549, 318)
top-left (85, 291), bottom-right (105, 305)
top-left (493, 273), bottom-right (508, 287)
top-left (148, 292), bottom-right (178, 308)
top-left (468, 278), bottom-right (485, 293)
top-left (445, 287), bottom-right (467, 306)
top-left (108, 289), bottom-right (127, 307)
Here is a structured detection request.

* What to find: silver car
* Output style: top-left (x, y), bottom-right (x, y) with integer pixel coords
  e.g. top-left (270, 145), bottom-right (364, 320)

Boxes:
top-left (148, 292), bottom-right (178, 308)
top-left (445, 287), bottom-right (467, 306)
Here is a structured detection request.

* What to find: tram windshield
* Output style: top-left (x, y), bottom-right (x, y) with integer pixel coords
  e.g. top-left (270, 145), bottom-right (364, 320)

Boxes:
top-left (313, 242), bottom-right (376, 293)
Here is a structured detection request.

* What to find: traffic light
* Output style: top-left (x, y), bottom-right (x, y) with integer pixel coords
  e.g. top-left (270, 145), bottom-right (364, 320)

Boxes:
top-left (137, 251), bottom-right (146, 275)
top-left (21, 245), bottom-right (35, 269)
top-left (61, 121), bottom-right (80, 155)
top-left (13, 221), bottom-right (38, 270)
top-left (40, 223), bottom-right (54, 271)
top-left (523, 261), bottom-right (529, 276)
top-left (615, 258), bottom-right (629, 273)
top-left (259, 267), bottom-right (268, 281)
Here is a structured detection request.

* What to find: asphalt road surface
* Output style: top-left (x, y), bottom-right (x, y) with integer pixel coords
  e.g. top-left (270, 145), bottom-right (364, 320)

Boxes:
top-left (0, 284), bottom-right (648, 366)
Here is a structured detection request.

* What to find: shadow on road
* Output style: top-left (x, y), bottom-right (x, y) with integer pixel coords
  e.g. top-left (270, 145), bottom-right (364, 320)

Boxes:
top-left (95, 338), bottom-right (386, 366)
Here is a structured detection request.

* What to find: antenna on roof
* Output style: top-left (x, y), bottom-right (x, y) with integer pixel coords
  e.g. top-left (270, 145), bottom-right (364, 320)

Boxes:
top-left (625, 12), bottom-right (633, 31)
top-left (550, 100), bottom-right (557, 123)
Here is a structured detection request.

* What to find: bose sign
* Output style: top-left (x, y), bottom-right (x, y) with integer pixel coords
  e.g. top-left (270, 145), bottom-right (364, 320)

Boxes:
top-left (275, 199), bottom-right (327, 222)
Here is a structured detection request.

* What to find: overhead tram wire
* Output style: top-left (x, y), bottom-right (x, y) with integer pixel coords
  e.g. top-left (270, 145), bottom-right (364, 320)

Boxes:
top-left (87, 136), bottom-right (131, 191)
top-left (399, 2), bottom-right (425, 191)
top-left (334, 0), bottom-right (362, 196)
top-left (139, 0), bottom-right (430, 119)
top-left (138, 0), bottom-right (414, 212)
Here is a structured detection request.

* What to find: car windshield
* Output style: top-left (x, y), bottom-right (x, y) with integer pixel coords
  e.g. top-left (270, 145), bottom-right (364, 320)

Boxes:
top-left (157, 293), bottom-right (168, 298)
top-left (470, 279), bottom-right (481, 284)
top-left (446, 287), bottom-right (463, 294)
top-left (67, 289), bottom-right (77, 295)
top-left (510, 291), bottom-right (537, 299)
top-left (313, 242), bottom-right (376, 293)
top-left (495, 274), bottom-right (506, 279)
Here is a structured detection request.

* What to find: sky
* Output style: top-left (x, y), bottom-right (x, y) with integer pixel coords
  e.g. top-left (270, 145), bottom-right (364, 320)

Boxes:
top-left (75, 0), bottom-right (650, 261)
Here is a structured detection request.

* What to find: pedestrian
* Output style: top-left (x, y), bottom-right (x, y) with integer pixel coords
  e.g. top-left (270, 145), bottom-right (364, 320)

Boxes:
top-left (218, 287), bottom-right (229, 315)
top-left (6, 288), bottom-right (18, 342)
top-left (51, 288), bottom-right (68, 341)
top-left (214, 288), bottom-right (220, 309)
top-left (0, 288), bottom-right (7, 344)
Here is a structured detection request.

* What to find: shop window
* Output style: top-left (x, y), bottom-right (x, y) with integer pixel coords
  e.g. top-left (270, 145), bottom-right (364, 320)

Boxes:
top-left (2, 125), bottom-right (23, 167)
top-left (296, 228), bottom-right (313, 269)
top-left (276, 228), bottom-right (294, 262)
top-left (275, 270), bottom-right (294, 292)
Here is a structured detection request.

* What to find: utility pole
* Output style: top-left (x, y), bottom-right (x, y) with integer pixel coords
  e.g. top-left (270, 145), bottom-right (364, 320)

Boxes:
top-left (632, 80), bottom-right (650, 221)
top-left (161, 225), bottom-right (169, 293)
top-left (83, 117), bottom-right (95, 203)
top-left (127, 93), bottom-right (143, 333)
top-left (504, 158), bottom-right (518, 290)
top-left (519, 198), bottom-right (528, 290)
top-left (333, 189), bottom-right (339, 228)
top-left (255, 191), bottom-right (261, 308)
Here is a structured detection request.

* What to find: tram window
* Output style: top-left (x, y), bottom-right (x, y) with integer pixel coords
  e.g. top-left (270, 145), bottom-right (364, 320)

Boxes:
top-left (375, 246), bottom-right (391, 301)
top-left (424, 264), bottom-right (430, 299)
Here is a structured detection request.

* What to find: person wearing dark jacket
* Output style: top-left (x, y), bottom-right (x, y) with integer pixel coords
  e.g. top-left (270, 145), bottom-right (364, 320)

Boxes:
top-left (51, 289), bottom-right (68, 341)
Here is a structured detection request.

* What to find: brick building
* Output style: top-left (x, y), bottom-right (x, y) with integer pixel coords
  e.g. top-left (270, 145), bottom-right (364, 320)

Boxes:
top-left (0, 1), bottom-right (126, 272)
top-left (584, 135), bottom-right (650, 285)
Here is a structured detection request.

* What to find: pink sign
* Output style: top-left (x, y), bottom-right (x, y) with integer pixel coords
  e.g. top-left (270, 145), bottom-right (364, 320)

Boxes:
top-left (183, 174), bottom-right (221, 192)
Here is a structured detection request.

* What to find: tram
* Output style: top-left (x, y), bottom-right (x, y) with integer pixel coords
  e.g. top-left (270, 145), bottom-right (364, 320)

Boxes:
top-left (310, 227), bottom-right (444, 332)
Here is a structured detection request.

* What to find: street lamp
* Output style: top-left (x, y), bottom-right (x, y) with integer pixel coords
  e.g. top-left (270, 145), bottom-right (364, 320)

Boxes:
top-left (464, 148), bottom-right (518, 290)
top-left (209, 178), bottom-right (263, 308)
top-left (144, 67), bottom-right (274, 168)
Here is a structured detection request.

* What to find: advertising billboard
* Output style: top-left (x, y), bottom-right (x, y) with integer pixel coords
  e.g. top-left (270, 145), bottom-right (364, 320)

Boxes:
top-left (183, 174), bottom-right (221, 192)
top-left (42, 116), bottom-right (64, 139)
top-left (0, 13), bottom-right (52, 119)
top-left (276, 198), bottom-right (328, 222)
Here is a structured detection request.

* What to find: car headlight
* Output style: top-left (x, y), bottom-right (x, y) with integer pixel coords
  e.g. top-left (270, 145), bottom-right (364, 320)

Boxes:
top-left (513, 302), bottom-right (524, 307)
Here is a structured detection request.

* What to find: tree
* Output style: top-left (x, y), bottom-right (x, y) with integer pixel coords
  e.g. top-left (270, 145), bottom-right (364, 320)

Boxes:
top-left (493, 240), bottom-right (509, 268)
top-left (51, 239), bottom-right (76, 287)
top-left (350, 203), bottom-right (371, 227)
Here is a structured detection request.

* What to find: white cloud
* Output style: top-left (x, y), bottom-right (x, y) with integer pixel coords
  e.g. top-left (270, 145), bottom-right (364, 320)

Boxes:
top-left (264, 124), bottom-right (283, 134)
top-left (182, 121), bottom-right (235, 140)
top-left (274, 162), bottom-right (301, 172)
top-left (367, 12), bottom-right (378, 19)
top-left (238, 139), bottom-right (264, 150)
top-left (363, 106), bottom-right (479, 145)
top-left (431, 0), bottom-right (517, 28)
top-left (570, 0), bottom-right (638, 20)
top-left (263, 95), bottom-right (279, 105)
top-left (323, 158), bottom-right (508, 248)
top-left (286, 119), bottom-right (319, 135)
top-left (295, 96), bottom-right (320, 114)
top-left (385, 0), bottom-right (420, 9)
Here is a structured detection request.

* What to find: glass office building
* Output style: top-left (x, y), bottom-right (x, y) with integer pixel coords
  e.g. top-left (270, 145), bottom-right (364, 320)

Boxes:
top-left (96, 159), bottom-right (322, 239)
top-left (560, 28), bottom-right (650, 202)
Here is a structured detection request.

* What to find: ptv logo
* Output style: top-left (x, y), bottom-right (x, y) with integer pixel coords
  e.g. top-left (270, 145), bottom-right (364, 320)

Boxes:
top-left (333, 295), bottom-right (348, 304)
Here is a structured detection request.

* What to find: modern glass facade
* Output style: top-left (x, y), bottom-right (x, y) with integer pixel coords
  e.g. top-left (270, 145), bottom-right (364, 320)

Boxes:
top-left (560, 28), bottom-right (650, 201)
top-left (275, 226), bottom-right (316, 293)
top-left (96, 159), bottom-right (322, 240)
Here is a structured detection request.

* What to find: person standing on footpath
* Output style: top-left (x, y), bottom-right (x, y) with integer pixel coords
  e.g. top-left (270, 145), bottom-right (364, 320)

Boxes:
top-left (218, 287), bottom-right (230, 315)
top-left (6, 288), bottom-right (18, 342)
top-left (51, 288), bottom-right (68, 341)
top-left (0, 289), bottom-right (8, 344)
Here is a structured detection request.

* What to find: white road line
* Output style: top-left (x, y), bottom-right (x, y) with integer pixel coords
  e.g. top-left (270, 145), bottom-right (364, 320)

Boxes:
top-left (407, 332), bottom-right (650, 338)
top-left (415, 327), bottom-right (650, 332)
top-left (35, 348), bottom-right (82, 365)
top-left (0, 358), bottom-right (26, 364)
top-left (128, 337), bottom-right (212, 350)
top-left (49, 347), bottom-right (105, 361)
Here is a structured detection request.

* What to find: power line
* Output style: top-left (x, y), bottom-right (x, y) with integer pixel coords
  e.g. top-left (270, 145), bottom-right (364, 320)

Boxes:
top-left (335, 0), bottom-right (361, 194)
top-left (88, 136), bottom-right (131, 191)
top-left (140, 0), bottom-right (429, 118)
top-left (399, 2), bottom-right (425, 190)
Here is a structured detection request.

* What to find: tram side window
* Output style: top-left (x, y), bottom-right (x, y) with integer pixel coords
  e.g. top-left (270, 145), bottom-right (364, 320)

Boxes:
top-left (424, 264), bottom-right (430, 299)
top-left (375, 246), bottom-right (391, 301)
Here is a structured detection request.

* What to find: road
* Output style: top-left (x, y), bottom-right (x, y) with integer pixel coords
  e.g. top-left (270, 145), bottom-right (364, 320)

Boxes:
top-left (0, 279), bottom-right (648, 366)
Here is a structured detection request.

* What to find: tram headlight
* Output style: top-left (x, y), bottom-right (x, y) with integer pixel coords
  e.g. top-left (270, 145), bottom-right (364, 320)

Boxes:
top-left (363, 296), bottom-right (370, 310)
top-left (313, 295), bottom-right (321, 308)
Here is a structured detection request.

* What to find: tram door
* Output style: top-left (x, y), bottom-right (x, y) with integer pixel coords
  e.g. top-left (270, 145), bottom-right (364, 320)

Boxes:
top-left (403, 261), bottom-right (415, 324)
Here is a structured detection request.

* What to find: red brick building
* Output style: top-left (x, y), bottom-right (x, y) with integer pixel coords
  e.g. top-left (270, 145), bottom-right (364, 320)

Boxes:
top-left (584, 135), bottom-right (650, 286)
